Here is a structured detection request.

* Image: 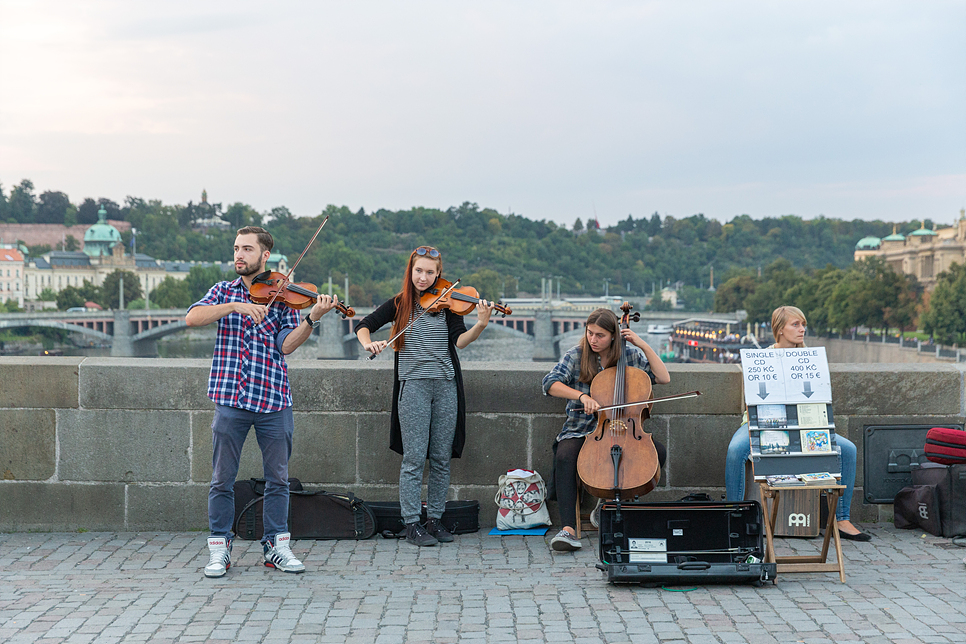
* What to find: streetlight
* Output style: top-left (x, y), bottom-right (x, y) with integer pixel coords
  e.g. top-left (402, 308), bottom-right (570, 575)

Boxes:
top-left (603, 278), bottom-right (611, 298)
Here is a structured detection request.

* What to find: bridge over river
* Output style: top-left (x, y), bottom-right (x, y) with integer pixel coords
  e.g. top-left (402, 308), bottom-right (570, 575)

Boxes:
top-left (0, 307), bottom-right (740, 359)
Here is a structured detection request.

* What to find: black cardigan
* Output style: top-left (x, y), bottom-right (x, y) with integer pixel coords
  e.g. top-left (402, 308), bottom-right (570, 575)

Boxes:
top-left (354, 297), bottom-right (468, 458)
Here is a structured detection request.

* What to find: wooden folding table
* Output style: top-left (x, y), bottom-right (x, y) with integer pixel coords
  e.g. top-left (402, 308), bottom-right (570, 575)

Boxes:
top-left (758, 481), bottom-right (847, 583)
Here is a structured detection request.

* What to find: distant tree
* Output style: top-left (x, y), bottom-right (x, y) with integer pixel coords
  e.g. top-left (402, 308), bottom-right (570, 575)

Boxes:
top-left (64, 235), bottom-right (80, 251)
top-left (678, 285), bottom-right (715, 311)
top-left (646, 296), bottom-right (673, 311)
top-left (1, 299), bottom-right (22, 312)
top-left (463, 268), bottom-right (503, 301)
top-left (36, 191), bottom-right (71, 224)
top-left (267, 206), bottom-right (295, 225)
top-left (77, 198), bottom-right (99, 224)
top-left (185, 265), bottom-right (232, 302)
top-left (56, 285), bottom-right (86, 310)
top-left (8, 179), bottom-right (37, 223)
top-left (0, 181), bottom-right (9, 220)
top-left (27, 244), bottom-right (52, 256)
top-left (223, 202), bottom-right (259, 229)
top-left (714, 274), bottom-right (757, 313)
top-left (150, 276), bottom-right (192, 309)
top-left (101, 270), bottom-right (143, 309)
top-left (573, 218), bottom-right (583, 232)
top-left (97, 198), bottom-right (121, 220)
top-left (38, 287), bottom-right (57, 301)
top-left (921, 262), bottom-right (966, 344)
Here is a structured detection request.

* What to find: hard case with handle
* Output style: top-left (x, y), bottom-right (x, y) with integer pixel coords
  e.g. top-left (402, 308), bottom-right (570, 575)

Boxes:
top-left (597, 496), bottom-right (776, 585)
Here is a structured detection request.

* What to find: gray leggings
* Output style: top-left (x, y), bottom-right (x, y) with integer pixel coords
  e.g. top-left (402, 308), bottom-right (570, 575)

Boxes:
top-left (398, 378), bottom-right (458, 524)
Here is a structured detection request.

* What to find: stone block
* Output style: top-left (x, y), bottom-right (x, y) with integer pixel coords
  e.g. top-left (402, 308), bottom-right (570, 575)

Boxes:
top-left (126, 484), bottom-right (209, 531)
top-left (191, 410), bottom-right (271, 483)
top-left (463, 364), bottom-right (563, 414)
top-left (531, 415), bottom-right (564, 477)
top-left (60, 410), bottom-right (190, 482)
top-left (0, 357), bottom-right (81, 409)
top-left (79, 358), bottom-right (211, 410)
top-left (289, 412), bottom-right (357, 485)
top-left (450, 414), bottom-right (529, 485)
top-left (357, 413), bottom-right (401, 484)
top-left (830, 364), bottom-right (961, 416)
top-left (289, 361), bottom-right (394, 413)
top-left (0, 409), bottom-right (56, 480)
top-left (0, 482), bottom-right (124, 531)
top-left (664, 364), bottom-right (744, 415)
top-left (666, 414), bottom-right (739, 488)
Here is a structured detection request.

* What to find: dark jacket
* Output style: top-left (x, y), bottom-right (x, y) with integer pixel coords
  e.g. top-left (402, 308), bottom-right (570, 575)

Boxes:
top-left (354, 297), bottom-right (468, 458)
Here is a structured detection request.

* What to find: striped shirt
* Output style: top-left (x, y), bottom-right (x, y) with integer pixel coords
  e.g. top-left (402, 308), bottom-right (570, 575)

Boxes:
top-left (398, 304), bottom-right (454, 380)
top-left (542, 344), bottom-right (656, 442)
top-left (188, 277), bottom-right (300, 413)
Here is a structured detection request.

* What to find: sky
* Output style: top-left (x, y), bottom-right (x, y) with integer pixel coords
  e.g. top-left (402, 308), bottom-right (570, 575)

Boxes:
top-left (1, 1), bottom-right (963, 228)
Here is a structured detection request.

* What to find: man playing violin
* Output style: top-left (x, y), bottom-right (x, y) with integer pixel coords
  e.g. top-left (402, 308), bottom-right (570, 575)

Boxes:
top-left (186, 226), bottom-right (338, 578)
top-left (542, 308), bottom-right (670, 551)
top-left (355, 245), bottom-right (494, 547)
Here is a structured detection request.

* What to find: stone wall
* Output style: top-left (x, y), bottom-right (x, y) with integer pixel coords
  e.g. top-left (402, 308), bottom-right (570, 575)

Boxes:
top-left (812, 337), bottom-right (955, 364)
top-left (1, 357), bottom-right (964, 532)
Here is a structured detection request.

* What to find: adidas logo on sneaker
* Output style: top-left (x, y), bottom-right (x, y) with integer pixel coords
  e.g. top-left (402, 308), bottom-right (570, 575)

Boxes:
top-left (263, 532), bottom-right (305, 574)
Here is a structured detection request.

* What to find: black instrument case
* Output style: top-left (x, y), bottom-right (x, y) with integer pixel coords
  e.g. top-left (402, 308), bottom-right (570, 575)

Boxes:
top-left (597, 497), bottom-right (776, 585)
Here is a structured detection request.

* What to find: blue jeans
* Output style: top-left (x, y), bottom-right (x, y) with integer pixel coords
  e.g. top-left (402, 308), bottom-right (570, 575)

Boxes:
top-left (725, 423), bottom-right (856, 521)
top-left (209, 404), bottom-right (294, 543)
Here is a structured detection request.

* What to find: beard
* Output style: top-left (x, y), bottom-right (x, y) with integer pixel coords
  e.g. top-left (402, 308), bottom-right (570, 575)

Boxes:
top-left (235, 260), bottom-right (264, 277)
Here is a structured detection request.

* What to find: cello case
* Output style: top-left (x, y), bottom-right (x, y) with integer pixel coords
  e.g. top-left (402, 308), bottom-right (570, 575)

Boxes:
top-left (597, 495), bottom-right (776, 586)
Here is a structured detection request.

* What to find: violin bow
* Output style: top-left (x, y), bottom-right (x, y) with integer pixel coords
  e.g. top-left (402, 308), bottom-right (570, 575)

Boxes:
top-left (593, 390), bottom-right (701, 413)
top-left (259, 215), bottom-right (330, 311)
top-left (365, 278), bottom-right (462, 362)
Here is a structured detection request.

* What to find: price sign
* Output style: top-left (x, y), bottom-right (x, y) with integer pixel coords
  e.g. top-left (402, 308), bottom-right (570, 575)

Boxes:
top-left (740, 347), bottom-right (831, 406)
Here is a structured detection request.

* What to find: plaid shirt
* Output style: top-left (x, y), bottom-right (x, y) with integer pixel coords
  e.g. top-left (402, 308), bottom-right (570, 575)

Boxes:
top-left (542, 344), bottom-right (656, 442)
top-left (189, 277), bottom-right (301, 413)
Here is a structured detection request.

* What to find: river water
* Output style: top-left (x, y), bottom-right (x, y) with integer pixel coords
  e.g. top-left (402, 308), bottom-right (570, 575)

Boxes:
top-left (36, 328), bottom-right (672, 362)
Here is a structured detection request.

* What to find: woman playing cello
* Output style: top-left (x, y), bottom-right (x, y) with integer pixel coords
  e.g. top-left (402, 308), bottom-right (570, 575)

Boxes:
top-left (355, 246), bottom-right (494, 547)
top-left (542, 308), bottom-right (670, 551)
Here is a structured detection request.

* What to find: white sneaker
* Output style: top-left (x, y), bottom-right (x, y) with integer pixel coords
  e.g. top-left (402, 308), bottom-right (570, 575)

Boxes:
top-left (590, 499), bottom-right (603, 529)
top-left (204, 536), bottom-right (231, 578)
top-left (550, 529), bottom-right (582, 551)
top-left (263, 532), bottom-right (305, 573)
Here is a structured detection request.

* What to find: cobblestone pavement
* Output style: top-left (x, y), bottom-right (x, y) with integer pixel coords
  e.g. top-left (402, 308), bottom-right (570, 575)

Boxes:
top-left (1, 524), bottom-right (964, 644)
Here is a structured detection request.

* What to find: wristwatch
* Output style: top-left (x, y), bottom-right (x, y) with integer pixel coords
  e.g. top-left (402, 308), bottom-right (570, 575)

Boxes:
top-left (304, 314), bottom-right (320, 329)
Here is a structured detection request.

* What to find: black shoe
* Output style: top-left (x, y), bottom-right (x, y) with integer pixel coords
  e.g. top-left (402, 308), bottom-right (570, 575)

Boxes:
top-left (404, 522), bottom-right (438, 547)
top-left (839, 530), bottom-right (872, 542)
top-left (425, 518), bottom-right (454, 543)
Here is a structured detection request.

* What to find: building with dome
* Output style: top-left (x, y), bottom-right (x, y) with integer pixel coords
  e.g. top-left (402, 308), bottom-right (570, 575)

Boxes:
top-left (20, 206), bottom-right (289, 306)
top-left (854, 210), bottom-right (966, 289)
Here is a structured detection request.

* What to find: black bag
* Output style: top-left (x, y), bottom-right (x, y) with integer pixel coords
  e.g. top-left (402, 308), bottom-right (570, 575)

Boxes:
top-left (912, 463), bottom-right (966, 537)
top-left (598, 499), bottom-right (775, 586)
top-left (368, 500), bottom-right (481, 538)
top-left (235, 490), bottom-right (376, 541)
top-left (893, 485), bottom-right (943, 536)
top-left (232, 477), bottom-right (303, 531)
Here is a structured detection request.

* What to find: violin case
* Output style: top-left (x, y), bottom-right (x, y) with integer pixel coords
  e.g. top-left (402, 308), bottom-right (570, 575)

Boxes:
top-left (367, 500), bottom-right (481, 537)
top-left (597, 494), bottom-right (776, 586)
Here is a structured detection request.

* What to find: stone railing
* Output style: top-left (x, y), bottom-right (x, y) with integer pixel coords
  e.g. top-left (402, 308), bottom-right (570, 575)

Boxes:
top-left (1, 358), bottom-right (963, 531)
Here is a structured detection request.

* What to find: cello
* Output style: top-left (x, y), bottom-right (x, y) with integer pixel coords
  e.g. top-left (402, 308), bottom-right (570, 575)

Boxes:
top-left (576, 302), bottom-right (661, 499)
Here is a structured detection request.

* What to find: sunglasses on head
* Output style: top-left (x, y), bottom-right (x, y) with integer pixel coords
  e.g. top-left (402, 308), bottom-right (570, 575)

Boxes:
top-left (415, 246), bottom-right (440, 258)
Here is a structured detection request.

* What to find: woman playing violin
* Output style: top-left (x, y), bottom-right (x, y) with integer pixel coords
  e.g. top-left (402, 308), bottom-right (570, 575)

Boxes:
top-left (355, 246), bottom-right (495, 547)
top-left (542, 308), bottom-right (670, 551)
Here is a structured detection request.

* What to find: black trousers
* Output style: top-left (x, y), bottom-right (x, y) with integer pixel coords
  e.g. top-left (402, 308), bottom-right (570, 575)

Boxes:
top-left (554, 435), bottom-right (667, 530)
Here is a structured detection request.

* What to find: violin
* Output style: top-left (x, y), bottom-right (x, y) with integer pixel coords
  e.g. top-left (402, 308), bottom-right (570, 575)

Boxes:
top-left (576, 302), bottom-right (661, 499)
top-left (250, 271), bottom-right (355, 319)
top-left (419, 277), bottom-right (512, 317)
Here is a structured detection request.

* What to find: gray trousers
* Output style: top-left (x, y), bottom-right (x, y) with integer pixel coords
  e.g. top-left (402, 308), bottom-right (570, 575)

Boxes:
top-left (397, 378), bottom-right (458, 524)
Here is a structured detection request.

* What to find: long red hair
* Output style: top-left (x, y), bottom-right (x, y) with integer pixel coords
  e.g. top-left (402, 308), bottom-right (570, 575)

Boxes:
top-left (391, 248), bottom-right (444, 351)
